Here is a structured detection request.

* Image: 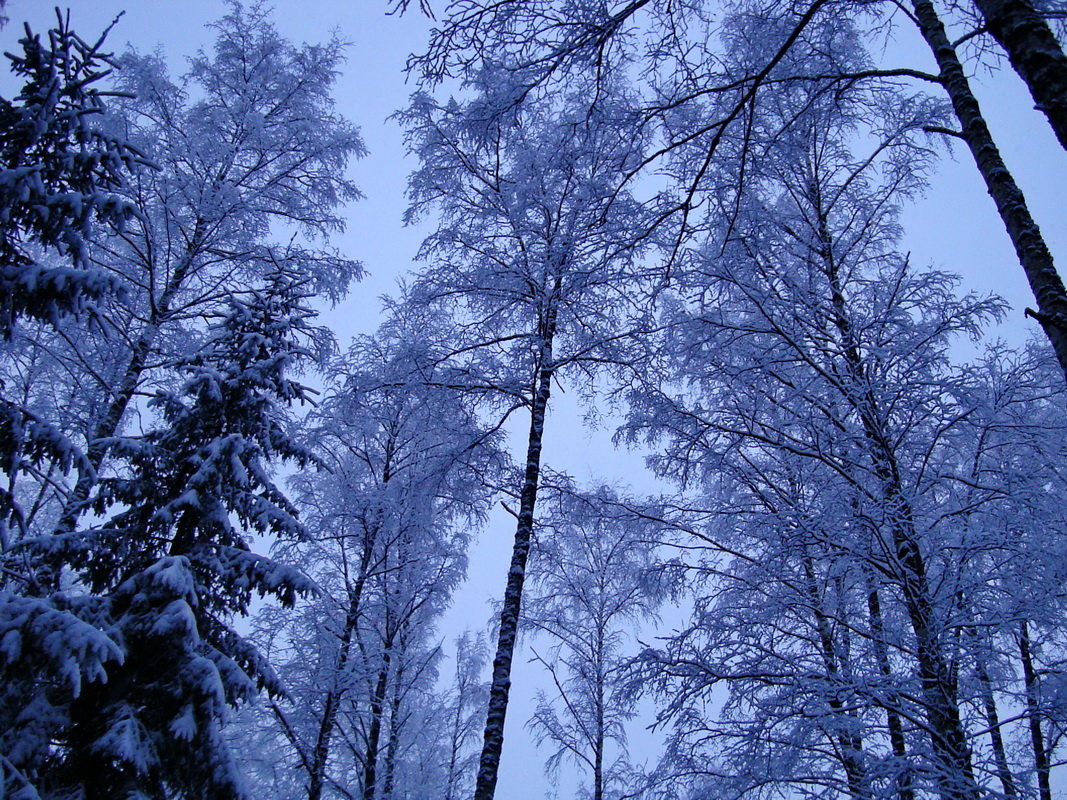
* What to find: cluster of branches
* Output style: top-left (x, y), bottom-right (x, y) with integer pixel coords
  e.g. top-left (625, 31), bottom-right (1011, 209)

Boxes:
top-left (0, 4), bottom-right (372, 798)
top-left (621, 70), bottom-right (1067, 800)
top-left (3, 1), bottom-right (1065, 800)
top-left (386, 1), bottom-right (1067, 800)
top-left (233, 321), bottom-right (506, 800)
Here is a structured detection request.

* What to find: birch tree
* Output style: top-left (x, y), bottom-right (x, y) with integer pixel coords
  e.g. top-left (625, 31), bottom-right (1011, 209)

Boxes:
top-left (524, 488), bottom-right (663, 800)
top-left (619, 65), bottom-right (1064, 800)
top-left (246, 324), bottom-right (501, 800)
top-left (442, 632), bottom-right (490, 800)
top-left (34, 0), bottom-right (363, 536)
top-left (408, 0), bottom-right (1067, 380)
top-left (401, 72), bottom-right (661, 800)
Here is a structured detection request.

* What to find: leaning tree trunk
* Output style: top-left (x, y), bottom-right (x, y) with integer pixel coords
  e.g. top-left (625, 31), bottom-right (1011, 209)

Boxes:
top-left (307, 573), bottom-right (369, 800)
top-left (1018, 620), bottom-right (1052, 800)
top-left (865, 581), bottom-right (916, 800)
top-left (970, 0), bottom-right (1067, 152)
top-left (802, 551), bottom-right (869, 800)
top-left (53, 227), bottom-right (207, 539)
top-left (473, 304), bottom-right (558, 800)
top-left (911, 0), bottom-right (1067, 380)
top-left (814, 206), bottom-right (981, 800)
top-left (971, 633), bottom-right (1018, 800)
top-left (363, 646), bottom-right (393, 800)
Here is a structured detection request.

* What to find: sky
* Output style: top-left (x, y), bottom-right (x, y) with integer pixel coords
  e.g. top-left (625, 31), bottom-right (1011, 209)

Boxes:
top-left (1, 0), bottom-right (1064, 797)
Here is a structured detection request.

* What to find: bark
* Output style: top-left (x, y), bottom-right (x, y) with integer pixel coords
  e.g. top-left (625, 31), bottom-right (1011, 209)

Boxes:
top-left (911, 0), bottom-right (1067, 381)
top-left (972, 638), bottom-right (1018, 799)
top-left (473, 304), bottom-right (558, 800)
top-left (971, 0), bottom-right (1067, 151)
top-left (308, 579), bottom-right (366, 800)
top-left (382, 660), bottom-right (404, 800)
top-left (593, 632), bottom-right (605, 800)
top-left (801, 552), bottom-right (868, 800)
top-left (852, 373), bottom-right (979, 800)
top-left (866, 583), bottom-right (916, 800)
top-left (363, 651), bottom-right (392, 800)
top-left (312, 445), bottom-right (393, 800)
top-left (814, 197), bottom-right (980, 800)
top-left (445, 694), bottom-right (465, 800)
top-left (592, 737), bottom-right (604, 800)
top-left (1018, 620), bottom-right (1052, 800)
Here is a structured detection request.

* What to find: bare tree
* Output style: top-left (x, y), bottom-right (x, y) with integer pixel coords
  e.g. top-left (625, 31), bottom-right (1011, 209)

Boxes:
top-left (248, 324), bottom-right (500, 800)
top-left (620, 63), bottom-right (1064, 800)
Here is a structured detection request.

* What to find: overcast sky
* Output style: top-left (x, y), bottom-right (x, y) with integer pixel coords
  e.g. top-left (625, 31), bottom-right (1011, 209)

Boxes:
top-left (2, 0), bottom-right (1064, 797)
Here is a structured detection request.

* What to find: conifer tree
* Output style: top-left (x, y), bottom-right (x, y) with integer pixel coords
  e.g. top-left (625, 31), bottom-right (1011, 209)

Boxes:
top-left (3, 264), bottom-right (320, 800)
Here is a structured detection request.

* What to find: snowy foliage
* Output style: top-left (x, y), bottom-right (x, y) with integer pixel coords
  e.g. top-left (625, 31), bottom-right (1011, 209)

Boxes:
top-left (524, 488), bottom-right (665, 800)
top-left (235, 322), bottom-right (503, 800)
top-left (4, 0), bottom-right (365, 543)
top-left (618, 62), bottom-right (1067, 800)
top-left (2, 2), bottom-right (1067, 800)
top-left (0, 9), bottom-right (142, 338)
top-left (1, 261), bottom-right (322, 800)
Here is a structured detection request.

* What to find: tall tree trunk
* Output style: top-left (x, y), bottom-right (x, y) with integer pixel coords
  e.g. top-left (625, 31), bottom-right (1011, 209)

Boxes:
top-left (445, 692), bottom-right (465, 800)
top-left (592, 735), bottom-right (604, 800)
top-left (893, 544), bottom-right (979, 800)
top-left (855, 405), bottom-right (979, 800)
top-left (382, 659), bottom-right (405, 800)
top-left (593, 623), bottom-right (605, 800)
top-left (970, 0), bottom-right (1067, 151)
top-left (308, 578), bottom-right (367, 800)
top-left (1018, 619), bottom-right (1052, 800)
top-left (363, 649), bottom-right (393, 800)
top-left (801, 551), bottom-right (868, 800)
top-left (971, 635), bottom-right (1018, 799)
top-left (311, 447), bottom-right (393, 800)
top-left (865, 582), bottom-right (916, 800)
top-left (911, 0), bottom-right (1067, 380)
top-left (473, 305), bottom-right (558, 800)
top-left (814, 202), bottom-right (980, 800)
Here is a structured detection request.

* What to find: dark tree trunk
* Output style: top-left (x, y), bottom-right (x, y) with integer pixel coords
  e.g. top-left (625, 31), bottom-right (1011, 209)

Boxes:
top-left (1019, 620), bottom-right (1052, 800)
top-left (592, 655), bottom-right (605, 800)
top-left (971, 0), bottom-right (1067, 151)
top-left (866, 583), bottom-right (916, 800)
top-left (445, 694), bottom-right (464, 800)
top-left (813, 198), bottom-right (980, 800)
top-left (857, 409), bottom-right (979, 800)
top-left (363, 651), bottom-right (392, 800)
top-left (473, 304), bottom-right (558, 800)
top-left (972, 639), bottom-right (1018, 799)
top-left (911, 0), bottom-right (1067, 380)
top-left (802, 552), bottom-right (868, 800)
top-left (382, 661), bottom-right (404, 800)
top-left (308, 579), bottom-right (366, 800)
